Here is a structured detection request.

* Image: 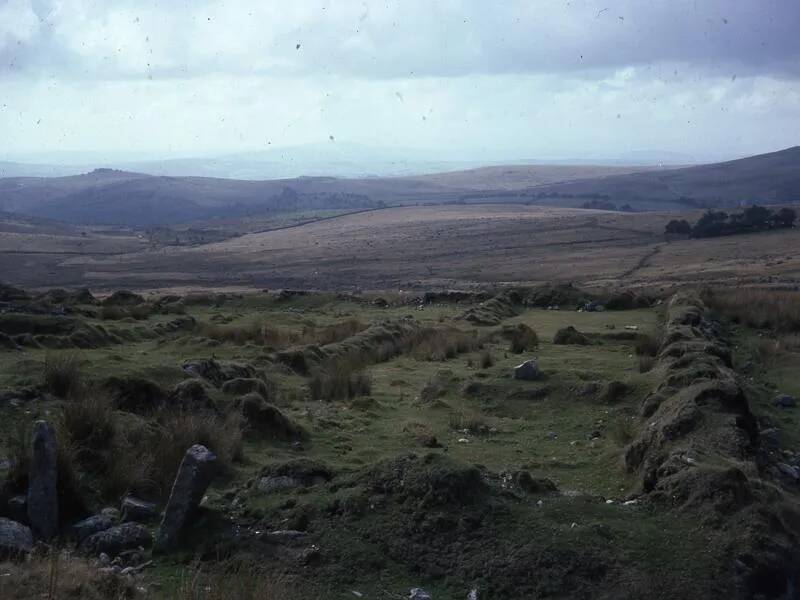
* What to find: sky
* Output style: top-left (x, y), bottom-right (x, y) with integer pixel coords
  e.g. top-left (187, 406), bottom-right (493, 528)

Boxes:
top-left (1, 0), bottom-right (799, 164)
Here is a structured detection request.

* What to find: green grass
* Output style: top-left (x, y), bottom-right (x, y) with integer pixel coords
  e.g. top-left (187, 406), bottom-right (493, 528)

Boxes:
top-left (0, 292), bottom-right (718, 598)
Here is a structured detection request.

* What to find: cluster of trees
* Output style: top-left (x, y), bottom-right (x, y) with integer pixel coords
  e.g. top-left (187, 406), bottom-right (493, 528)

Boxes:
top-left (665, 205), bottom-right (797, 238)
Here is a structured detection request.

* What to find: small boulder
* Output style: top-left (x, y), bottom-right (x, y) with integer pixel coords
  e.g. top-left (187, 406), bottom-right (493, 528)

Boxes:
top-left (27, 420), bottom-right (58, 540)
top-left (513, 359), bottom-right (541, 381)
top-left (257, 475), bottom-right (302, 494)
top-left (0, 518), bottom-right (33, 558)
top-left (79, 522), bottom-right (152, 556)
top-left (774, 394), bottom-right (797, 409)
top-left (410, 589), bottom-right (432, 600)
top-left (121, 496), bottom-right (158, 522)
top-left (72, 513), bottom-right (115, 544)
top-left (6, 495), bottom-right (27, 523)
top-left (155, 445), bottom-right (218, 552)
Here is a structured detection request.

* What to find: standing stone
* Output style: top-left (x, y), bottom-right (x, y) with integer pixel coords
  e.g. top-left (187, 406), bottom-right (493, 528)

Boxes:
top-left (513, 359), bottom-right (541, 381)
top-left (27, 420), bottom-right (58, 540)
top-left (155, 444), bottom-right (217, 552)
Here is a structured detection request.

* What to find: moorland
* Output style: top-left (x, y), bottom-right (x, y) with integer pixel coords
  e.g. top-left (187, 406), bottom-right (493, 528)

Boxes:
top-left (0, 147), bottom-right (799, 599)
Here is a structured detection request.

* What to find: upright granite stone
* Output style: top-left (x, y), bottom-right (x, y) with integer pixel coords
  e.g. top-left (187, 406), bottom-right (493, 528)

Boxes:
top-left (155, 444), bottom-right (217, 551)
top-left (27, 420), bottom-right (58, 540)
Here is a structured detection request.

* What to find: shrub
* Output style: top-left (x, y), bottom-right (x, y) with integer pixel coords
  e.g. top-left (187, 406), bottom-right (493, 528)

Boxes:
top-left (43, 352), bottom-right (83, 398)
top-left (479, 348), bottom-right (494, 369)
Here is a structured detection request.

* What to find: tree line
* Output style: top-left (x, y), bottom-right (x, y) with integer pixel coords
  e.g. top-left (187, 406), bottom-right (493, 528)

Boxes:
top-left (665, 205), bottom-right (797, 238)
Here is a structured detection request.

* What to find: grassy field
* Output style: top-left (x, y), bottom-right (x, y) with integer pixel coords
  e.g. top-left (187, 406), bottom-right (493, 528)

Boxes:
top-left (5, 286), bottom-right (788, 598)
top-left (2, 204), bottom-right (799, 294)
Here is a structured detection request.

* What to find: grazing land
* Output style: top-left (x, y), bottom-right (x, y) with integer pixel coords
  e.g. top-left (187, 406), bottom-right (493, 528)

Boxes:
top-left (0, 283), bottom-right (799, 599)
top-left (1, 204), bottom-right (797, 293)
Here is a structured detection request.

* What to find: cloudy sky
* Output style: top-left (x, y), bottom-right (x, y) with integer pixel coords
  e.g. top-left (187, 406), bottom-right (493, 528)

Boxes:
top-left (1, 0), bottom-right (799, 163)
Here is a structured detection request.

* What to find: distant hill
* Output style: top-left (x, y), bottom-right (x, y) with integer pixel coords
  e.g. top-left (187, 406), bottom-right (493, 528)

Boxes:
top-left (0, 164), bottom-right (650, 226)
top-left (508, 146), bottom-right (800, 210)
top-left (0, 147), bottom-right (797, 226)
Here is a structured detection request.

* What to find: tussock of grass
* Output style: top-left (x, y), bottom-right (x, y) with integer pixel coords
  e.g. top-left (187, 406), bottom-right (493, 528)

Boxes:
top-left (303, 318), bottom-right (367, 346)
top-left (502, 323), bottom-right (539, 354)
top-left (634, 333), bottom-right (661, 357)
top-left (178, 560), bottom-right (298, 600)
top-left (479, 348), bottom-right (494, 369)
top-left (309, 356), bottom-right (372, 401)
top-left (448, 410), bottom-right (490, 435)
top-left (412, 327), bottom-right (481, 361)
top-left (198, 319), bottom-right (293, 347)
top-left (610, 415), bottom-right (637, 446)
top-left (43, 352), bottom-right (83, 398)
top-left (703, 287), bottom-right (800, 332)
top-left (0, 551), bottom-right (138, 600)
top-left (638, 355), bottom-right (656, 373)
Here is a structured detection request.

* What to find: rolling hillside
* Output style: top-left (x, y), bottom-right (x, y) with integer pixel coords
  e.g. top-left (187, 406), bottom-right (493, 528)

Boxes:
top-left (0, 147), bottom-right (797, 226)
top-left (514, 146), bottom-right (800, 210)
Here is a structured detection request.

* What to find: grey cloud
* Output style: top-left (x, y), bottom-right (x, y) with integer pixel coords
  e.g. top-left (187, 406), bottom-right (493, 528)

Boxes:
top-left (1, 0), bottom-right (799, 81)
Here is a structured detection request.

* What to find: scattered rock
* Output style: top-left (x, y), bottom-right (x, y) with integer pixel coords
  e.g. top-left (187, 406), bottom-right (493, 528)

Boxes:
top-left (27, 420), bottom-right (58, 541)
top-left (6, 495), bottom-right (27, 523)
top-left (467, 590), bottom-right (478, 600)
top-left (257, 459), bottom-right (332, 491)
top-left (155, 444), bottom-right (218, 552)
top-left (410, 588), bottom-right (432, 600)
top-left (0, 518), bottom-right (33, 558)
top-left (513, 359), bottom-right (541, 381)
top-left (72, 513), bottom-right (115, 544)
top-left (121, 496), bottom-right (158, 523)
top-left (777, 463), bottom-right (799, 481)
top-left (257, 475), bottom-right (302, 494)
top-left (80, 522), bottom-right (152, 556)
top-left (774, 394), bottom-right (797, 408)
